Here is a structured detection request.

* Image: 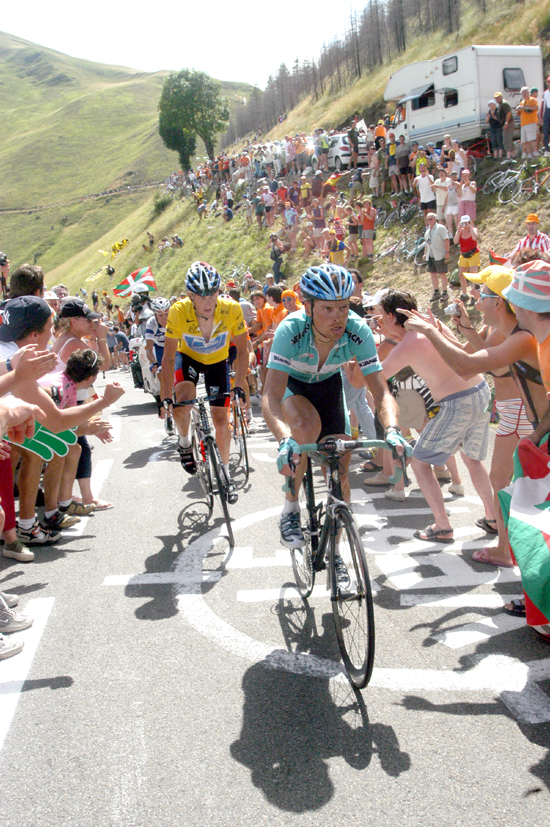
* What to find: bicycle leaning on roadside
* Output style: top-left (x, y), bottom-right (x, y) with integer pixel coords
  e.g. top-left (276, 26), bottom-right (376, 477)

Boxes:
top-left (286, 437), bottom-right (409, 689)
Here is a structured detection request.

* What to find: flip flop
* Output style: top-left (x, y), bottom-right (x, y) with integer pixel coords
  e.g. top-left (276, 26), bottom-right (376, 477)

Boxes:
top-left (502, 599), bottom-right (526, 618)
top-left (471, 548), bottom-right (514, 568)
top-left (91, 499), bottom-right (114, 511)
top-left (360, 460), bottom-right (382, 473)
top-left (475, 517), bottom-right (499, 535)
top-left (414, 526), bottom-right (454, 544)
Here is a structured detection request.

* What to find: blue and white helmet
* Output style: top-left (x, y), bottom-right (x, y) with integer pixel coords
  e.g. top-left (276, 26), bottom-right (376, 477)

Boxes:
top-left (186, 261), bottom-right (221, 296)
top-left (151, 296), bottom-right (171, 312)
top-left (300, 264), bottom-right (353, 301)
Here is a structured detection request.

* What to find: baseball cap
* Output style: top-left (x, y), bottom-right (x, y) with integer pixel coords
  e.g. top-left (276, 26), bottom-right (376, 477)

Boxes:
top-left (0, 296), bottom-right (52, 342)
top-left (526, 213), bottom-right (539, 223)
top-left (58, 297), bottom-right (102, 320)
top-left (467, 265), bottom-right (513, 298)
top-left (502, 260), bottom-right (550, 312)
top-left (460, 214), bottom-right (472, 224)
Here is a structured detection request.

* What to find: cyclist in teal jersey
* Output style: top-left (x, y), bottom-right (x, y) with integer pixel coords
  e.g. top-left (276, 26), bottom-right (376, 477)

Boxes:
top-left (262, 264), bottom-right (408, 548)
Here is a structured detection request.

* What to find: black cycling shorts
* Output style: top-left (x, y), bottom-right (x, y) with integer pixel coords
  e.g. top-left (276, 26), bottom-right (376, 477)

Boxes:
top-left (285, 371), bottom-right (349, 439)
top-left (174, 352), bottom-right (230, 407)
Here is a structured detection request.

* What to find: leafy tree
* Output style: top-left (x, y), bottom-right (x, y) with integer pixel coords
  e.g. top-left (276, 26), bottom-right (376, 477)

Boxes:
top-left (158, 70), bottom-right (230, 165)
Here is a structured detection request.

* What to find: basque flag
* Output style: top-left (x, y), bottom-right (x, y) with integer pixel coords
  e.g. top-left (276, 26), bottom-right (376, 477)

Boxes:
top-left (113, 267), bottom-right (156, 297)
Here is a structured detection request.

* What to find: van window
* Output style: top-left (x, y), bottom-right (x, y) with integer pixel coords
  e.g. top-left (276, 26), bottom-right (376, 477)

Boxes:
top-left (444, 89), bottom-right (458, 108)
top-left (442, 57), bottom-right (458, 76)
top-left (412, 85), bottom-right (435, 111)
top-left (503, 68), bottom-right (525, 91)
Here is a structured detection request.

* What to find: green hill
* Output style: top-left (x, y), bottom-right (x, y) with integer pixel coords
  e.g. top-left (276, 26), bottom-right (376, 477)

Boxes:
top-left (0, 31), bottom-right (253, 273)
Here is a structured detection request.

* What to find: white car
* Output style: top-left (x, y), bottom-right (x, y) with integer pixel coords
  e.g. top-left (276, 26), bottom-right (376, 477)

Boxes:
top-left (327, 133), bottom-right (370, 171)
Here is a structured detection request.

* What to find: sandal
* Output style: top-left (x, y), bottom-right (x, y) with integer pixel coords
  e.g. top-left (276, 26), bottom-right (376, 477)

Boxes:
top-left (90, 499), bottom-right (114, 511)
top-left (414, 525), bottom-right (454, 544)
top-left (475, 517), bottom-right (498, 535)
top-left (471, 548), bottom-right (514, 568)
top-left (360, 460), bottom-right (382, 473)
top-left (503, 599), bottom-right (526, 618)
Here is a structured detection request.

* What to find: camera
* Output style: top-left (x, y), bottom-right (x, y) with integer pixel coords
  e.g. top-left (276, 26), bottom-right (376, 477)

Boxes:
top-left (444, 303), bottom-right (460, 317)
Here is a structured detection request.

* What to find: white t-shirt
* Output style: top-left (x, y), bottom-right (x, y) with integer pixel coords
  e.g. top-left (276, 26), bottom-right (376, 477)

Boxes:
top-left (433, 178), bottom-right (449, 207)
top-left (416, 174), bottom-right (435, 202)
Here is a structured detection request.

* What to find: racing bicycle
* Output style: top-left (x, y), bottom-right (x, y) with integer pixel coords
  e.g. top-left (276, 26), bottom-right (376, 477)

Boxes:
top-left (175, 393), bottom-right (236, 547)
top-left (287, 437), bottom-right (408, 689)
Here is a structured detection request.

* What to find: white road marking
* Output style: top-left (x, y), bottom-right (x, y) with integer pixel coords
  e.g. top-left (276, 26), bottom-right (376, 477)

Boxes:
top-left (250, 453), bottom-right (277, 463)
top-left (374, 548), bottom-right (519, 589)
top-left (0, 598), bottom-right (55, 750)
top-left (401, 593), bottom-right (520, 608)
top-left (170, 509), bottom-right (550, 723)
top-left (103, 572), bottom-right (221, 586)
top-left (434, 613), bottom-right (526, 649)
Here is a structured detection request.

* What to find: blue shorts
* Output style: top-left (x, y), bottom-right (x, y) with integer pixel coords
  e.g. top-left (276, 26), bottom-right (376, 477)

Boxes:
top-left (412, 380), bottom-right (491, 465)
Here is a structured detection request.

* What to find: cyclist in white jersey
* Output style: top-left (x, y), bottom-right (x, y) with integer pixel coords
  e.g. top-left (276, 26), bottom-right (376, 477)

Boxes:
top-left (262, 263), bottom-right (409, 548)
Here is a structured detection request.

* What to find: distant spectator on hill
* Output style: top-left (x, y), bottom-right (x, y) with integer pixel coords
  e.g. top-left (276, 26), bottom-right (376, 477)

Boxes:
top-left (486, 99), bottom-right (504, 159)
top-left (0, 252), bottom-right (9, 300)
top-left (508, 213), bottom-right (550, 260)
top-left (517, 85), bottom-right (540, 158)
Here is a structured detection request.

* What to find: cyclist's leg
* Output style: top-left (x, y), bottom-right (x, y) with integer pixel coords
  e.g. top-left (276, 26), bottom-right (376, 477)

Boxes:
top-left (206, 359), bottom-right (232, 466)
top-left (172, 353), bottom-right (200, 472)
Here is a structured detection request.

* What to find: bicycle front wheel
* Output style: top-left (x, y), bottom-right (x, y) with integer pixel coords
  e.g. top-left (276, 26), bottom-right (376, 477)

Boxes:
top-left (191, 420), bottom-right (214, 518)
top-left (383, 210), bottom-right (399, 230)
top-left (330, 506), bottom-right (375, 689)
top-left (292, 459), bottom-right (316, 598)
top-left (209, 442), bottom-right (235, 548)
top-left (498, 179), bottom-right (518, 204)
top-left (512, 179), bottom-right (535, 205)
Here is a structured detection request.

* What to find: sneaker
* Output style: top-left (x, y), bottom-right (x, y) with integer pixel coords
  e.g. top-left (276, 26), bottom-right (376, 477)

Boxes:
top-left (3, 539), bottom-right (34, 562)
top-left (59, 501), bottom-right (96, 517)
top-left (246, 416), bottom-right (259, 434)
top-left (279, 511), bottom-right (304, 548)
top-left (459, 294), bottom-right (469, 303)
top-left (42, 511), bottom-right (80, 531)
top-left (333, 554), bottom-right (353, 595)
top-left (226, 480), bottom-right (238, 505)
top-left (430, 289), bottom-right (441, 302)
top-left (16, 519), bottom-right (61, 545)
top-left (177, 444), bottom-right (196, 475)
top-left (439, 290), bottom-right (449, 302)
top-left (449, 483), bottom-right (465, 496)
top-left (385, 489), bottom-right (406, 501)
top-left (0, 601), bottom-right (33, 633)
top-left (0, 633), bottom-right (24, 661)
top-left (0, 592), bottom-right (19, 608)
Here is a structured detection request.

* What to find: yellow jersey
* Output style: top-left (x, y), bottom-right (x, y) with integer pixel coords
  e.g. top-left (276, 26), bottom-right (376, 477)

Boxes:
top-left (165, 297), bottom-right (246, 365)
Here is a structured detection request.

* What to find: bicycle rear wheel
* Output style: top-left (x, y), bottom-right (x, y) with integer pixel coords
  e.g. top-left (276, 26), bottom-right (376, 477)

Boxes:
top-left (374, 209), bottom-right (386, 229)
top-left (330, 506), bottom-right (375, 689)
top-left (383, 209), bottom-right (399, 230)
top-left (413, 240), bottom-right (427, 266)
top-left (191, 416), bottom-right (214, 518)
top-left (400, 203), bottom-right (418, 224)
top-left (292, 459), bottom-right (316, 598)
top-left (482, 171), bottom-right (505, 194)
top-left (231, 404), bottom-right (250, 483)
top-left (512, 179), bottom-right (535, 205)
top-left (498, 179), bottom-right (518, 204)
top-left (209, 441), bottom-right (235, 547)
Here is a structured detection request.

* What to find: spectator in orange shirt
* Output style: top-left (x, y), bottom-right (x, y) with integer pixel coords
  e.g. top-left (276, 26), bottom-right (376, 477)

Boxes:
top-left (517, 85), bottom-right (540, 158)
top-left (265, 286), bottom-right (286, 327)
top-left (281, 289), bottom-right (302, 314)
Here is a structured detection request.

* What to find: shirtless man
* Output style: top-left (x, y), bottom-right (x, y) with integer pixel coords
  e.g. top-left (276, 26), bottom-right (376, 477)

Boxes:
top-left (378, 289), bottom-right (496, 544)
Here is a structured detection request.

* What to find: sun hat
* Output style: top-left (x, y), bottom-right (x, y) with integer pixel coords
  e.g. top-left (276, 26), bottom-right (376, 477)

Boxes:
top-left (502, 260), bottom-right (550, 312)
top-left (466, 265), bottom-right (513, 298)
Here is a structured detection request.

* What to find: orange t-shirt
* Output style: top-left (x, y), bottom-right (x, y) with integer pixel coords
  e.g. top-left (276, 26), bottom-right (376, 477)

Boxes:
top-left (257, 304), bottom-right (274, 334)
top-left (538, 333), bottom-right (550, 391)
top-left (272, 303), bottom-right (286, 328)
top-left (518, 96), bottom-right (539, 126)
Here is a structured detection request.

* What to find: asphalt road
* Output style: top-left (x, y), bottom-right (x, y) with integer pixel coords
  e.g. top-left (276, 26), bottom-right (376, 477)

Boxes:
top-left (1, 371), bottom-right (549, 827)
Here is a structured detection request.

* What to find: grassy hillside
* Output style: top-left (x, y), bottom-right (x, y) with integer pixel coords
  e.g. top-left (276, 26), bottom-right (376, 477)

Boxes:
top-left (0, 31), bottom-right (253, 268)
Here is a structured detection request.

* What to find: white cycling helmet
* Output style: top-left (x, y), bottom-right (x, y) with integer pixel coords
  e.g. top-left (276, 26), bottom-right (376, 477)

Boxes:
top-left (186, 261), bottom-right (221, 296)
top-left (152, 297), bottom-right (171, 312)
top-left (300, 264), bottom-right (353, 301)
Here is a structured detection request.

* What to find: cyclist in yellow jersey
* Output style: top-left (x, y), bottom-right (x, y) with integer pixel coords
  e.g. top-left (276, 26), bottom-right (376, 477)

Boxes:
top-left (160, 261), bottom-right (248, 500)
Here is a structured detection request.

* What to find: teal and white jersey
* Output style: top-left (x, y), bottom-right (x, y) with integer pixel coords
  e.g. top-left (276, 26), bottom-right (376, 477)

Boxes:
top-left (267, 309), bottom-right (381, 383)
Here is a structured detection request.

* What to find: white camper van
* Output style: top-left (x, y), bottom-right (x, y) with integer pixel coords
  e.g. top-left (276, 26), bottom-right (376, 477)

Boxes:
top-left (384, 45), bottom-right (543, 145)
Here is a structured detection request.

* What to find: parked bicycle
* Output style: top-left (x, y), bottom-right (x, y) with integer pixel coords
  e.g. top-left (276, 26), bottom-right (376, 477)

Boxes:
top-left (286, 437), bottom-right (408, 689)
top-left (511, 164), bottom-right (550, 204)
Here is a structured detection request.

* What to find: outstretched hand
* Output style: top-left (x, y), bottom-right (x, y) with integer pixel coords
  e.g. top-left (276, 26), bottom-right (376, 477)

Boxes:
top-left (396, 307), bottom-right (434, 334)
